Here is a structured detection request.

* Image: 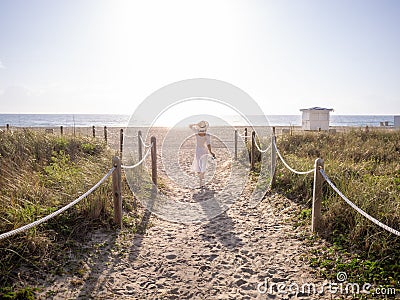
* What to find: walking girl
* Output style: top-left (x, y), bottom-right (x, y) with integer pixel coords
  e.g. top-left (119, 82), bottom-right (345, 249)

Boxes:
top-left (189, 121), bottom-right (215, 188)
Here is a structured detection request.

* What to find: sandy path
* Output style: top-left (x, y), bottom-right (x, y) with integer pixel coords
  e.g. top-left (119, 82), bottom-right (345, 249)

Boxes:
top-left (38, 192), bottom-right (331, 299)
top-left (36, 128), bottom-right (333, 299)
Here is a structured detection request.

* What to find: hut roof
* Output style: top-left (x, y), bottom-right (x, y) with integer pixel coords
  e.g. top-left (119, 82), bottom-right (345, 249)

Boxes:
top-left (300, 107), bottom-right (334, 112)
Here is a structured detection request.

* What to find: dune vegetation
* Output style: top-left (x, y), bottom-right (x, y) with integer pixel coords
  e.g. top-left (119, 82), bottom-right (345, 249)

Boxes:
top-left (274, 129), bottom-right (400, 290)
top-left (0, 129), bottom-right (133, 297)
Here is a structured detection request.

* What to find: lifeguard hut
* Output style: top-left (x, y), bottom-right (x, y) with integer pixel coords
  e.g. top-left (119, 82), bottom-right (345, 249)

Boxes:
top-left (300, 107), bottom-right (333, 131)
top-left (395, 116), bottom-right (400, 128)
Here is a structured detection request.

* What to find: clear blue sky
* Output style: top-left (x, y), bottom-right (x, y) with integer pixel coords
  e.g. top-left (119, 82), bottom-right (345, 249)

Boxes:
top-left (0, 0), bottom-right (399, 115)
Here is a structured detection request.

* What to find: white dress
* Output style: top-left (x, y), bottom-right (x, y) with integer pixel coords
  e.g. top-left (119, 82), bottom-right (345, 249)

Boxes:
top-left (192, 133), bottom-right (211, 173)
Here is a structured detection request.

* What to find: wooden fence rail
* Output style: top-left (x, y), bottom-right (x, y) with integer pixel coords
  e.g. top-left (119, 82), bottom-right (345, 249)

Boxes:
top-left (312, 158), bottom-right (324, 232)
top-left (271, 127), bottom-right (277, 187)
top-left (119, 129), bottom-right (124, 157)
top-left (245, 126), bottom-right (324, 233)
top-left (112, 156), bottom-right (122, 228)
top-left (234, 130), bottom-right (238, 160)
top-left (151, 136), bottom-right (157, 186)
top-left (138, 130), bottom-right (143, 161)
top-left (110, 135), bottom-right (157, 226)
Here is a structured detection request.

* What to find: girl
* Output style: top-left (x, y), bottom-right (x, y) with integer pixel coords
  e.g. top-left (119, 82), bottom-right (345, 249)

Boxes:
top-left (189, 121), bottom-right (215, 188)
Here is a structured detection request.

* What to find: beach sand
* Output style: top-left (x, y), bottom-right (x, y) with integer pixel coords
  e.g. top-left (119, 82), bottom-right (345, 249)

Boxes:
top-left (38, 193), bottom-right (332, 299)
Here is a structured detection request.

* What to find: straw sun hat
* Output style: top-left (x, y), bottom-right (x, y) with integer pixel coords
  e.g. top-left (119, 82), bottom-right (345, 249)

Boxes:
top-left (196, 120), bottom-right (209, 132)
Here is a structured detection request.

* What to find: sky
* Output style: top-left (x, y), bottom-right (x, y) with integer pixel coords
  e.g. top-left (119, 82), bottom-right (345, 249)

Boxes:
top-left (0, 0), bottom-right (399, 115)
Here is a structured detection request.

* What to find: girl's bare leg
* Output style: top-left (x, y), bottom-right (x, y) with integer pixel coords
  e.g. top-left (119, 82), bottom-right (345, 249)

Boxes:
top-left (196, 172), bottom-right (202, 188)
top-left (199, 172), bottom-right (205, 188)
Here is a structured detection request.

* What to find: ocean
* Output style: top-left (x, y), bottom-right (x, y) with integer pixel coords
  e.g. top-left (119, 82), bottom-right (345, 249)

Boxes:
top-left (0, 114), bottom-right (397, 128)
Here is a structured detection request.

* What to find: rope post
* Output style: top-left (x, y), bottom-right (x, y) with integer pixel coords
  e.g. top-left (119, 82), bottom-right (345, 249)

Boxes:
top-left (104, 126), bottom-right (107, 143)
top-left (92, 125), bottom-right (96, 138)
top-left (234, 129), bottom-right (238, 160)
top-left (112, 156), bottom-right (122, 228)
top-left (60, 126), bottom-right (63, 136)
top-left (151, 136), bottom-right (157, 186)
top-left (251, 131), bottom-right (256, 170)
top-left (312, 158), bottom-right (324, 233)
top-left (138, 130), bottom-right (143, 161)
top-left (271, 127), bottom-right (277, 187)
top-left (245, 128), bottom-right (250, 161)
top-left (120, 129), bottom-right (124, 157)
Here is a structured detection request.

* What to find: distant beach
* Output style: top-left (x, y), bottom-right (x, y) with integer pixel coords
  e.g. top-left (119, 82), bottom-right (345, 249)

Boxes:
top-left (0, 114), bottom-right (397, 128)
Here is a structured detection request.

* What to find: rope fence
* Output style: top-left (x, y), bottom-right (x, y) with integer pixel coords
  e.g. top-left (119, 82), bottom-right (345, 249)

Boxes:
top-left (268, 128), bottom-right (400, 237)
top-left (0, 126), bottom-right (271, 240)
top-left (121, 142), bottom-right (153, 169)
top-left (0, 167), bottom-right (115, 241)
top-left (121, 134), bottom-right (158, 185)
top-left (2, 125), bottom-right (398, 242)
top-left (254, 138), bottom-right (272, 154)
top-left (139, 134), bottom-right (152, 148)
top-left (320, 169), bottom-right (400, 237)
top-left (0, 133), bottom-right (158, 241)
top-left (273, 140), bottom-right (314, 175)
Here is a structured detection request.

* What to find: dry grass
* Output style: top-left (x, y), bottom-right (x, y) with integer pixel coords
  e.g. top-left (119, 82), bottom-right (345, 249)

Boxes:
top-left (0, 129), bottom-right (118, 289)
top-left (274, 128), bottom-right (400, 286)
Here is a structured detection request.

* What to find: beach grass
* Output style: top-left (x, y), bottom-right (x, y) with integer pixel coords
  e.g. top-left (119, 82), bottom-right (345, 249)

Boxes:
top-left (0, 129), bottom-right (132, 292)
top-left (274, 129), bottom-right (400, 287)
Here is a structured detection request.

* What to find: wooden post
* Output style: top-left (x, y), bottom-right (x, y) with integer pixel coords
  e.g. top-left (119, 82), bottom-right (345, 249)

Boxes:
top-left (104, 126), bottom-right (107, 143)
top-left (138, 130), bottom-right (143, 161)
top-left (92, 125), bottom-right (96, 138)
top-left (151, 136), bottom-right (157, 186)
top-left (234, 129), bottom-right (238, 160)
top-left (6, 124), bottom-right (9, 131)
top-left (245, 128), bottom-right (250, 161)
top-left (60, 126), bottom-right (63, 136)
top-left (251, 131), bottom-right (256, 170)
top-left (271, 127), bottom-right (277, 187)
top-left (119, 129), bottom-right (124, 157)
top-left (312, 158), bottom-right (324, 233)
top-left (112, 156), bottom-right (122, 228)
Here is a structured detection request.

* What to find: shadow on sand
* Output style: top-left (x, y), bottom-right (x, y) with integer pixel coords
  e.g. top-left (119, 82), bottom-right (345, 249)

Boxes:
top-left (193, 187), bottom-right (243, 251)
top-left (76, 192), bottom-right (155, 298)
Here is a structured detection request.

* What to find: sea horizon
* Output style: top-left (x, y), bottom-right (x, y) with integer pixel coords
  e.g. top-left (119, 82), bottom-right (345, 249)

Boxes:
top-left (0, 113), bottom-right (397, 128)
